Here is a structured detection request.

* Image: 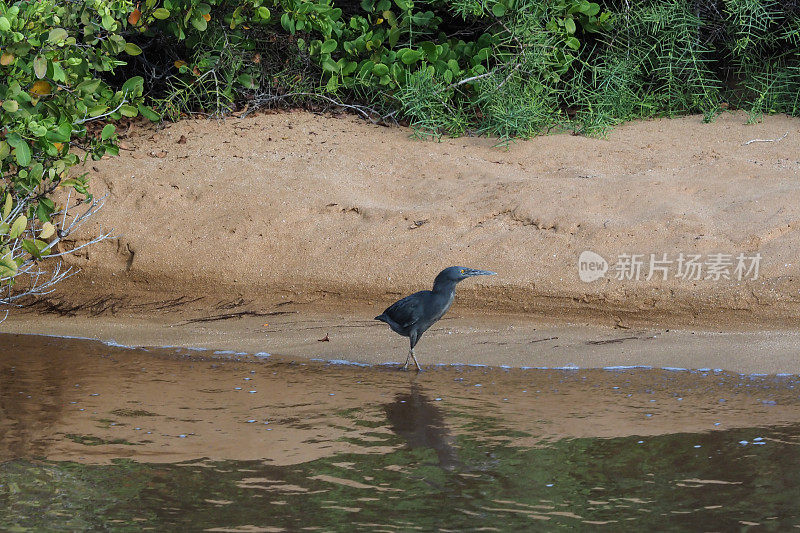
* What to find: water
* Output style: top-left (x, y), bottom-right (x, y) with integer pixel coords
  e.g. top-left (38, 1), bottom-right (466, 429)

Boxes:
top-left (1, 333), bottom-right (800, 531)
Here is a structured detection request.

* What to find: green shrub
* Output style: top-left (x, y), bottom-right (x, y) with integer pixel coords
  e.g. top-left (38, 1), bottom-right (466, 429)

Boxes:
top-left (135, 0), bottom-right (799, 139)
top-left (2, 0), bottom-right (799, 310)
top-left (0, 0), bottom-right (149, 305)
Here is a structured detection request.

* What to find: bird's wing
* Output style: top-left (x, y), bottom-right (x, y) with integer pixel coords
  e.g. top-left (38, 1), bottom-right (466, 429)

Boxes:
top-left (383, 291), bottom-right (428, 330)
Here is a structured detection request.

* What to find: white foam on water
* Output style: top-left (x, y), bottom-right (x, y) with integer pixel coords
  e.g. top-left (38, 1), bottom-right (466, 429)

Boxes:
top-left (325, 359), bottom-right (370, 367)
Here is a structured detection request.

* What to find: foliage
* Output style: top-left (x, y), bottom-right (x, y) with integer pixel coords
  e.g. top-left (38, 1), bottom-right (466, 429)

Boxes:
top-left (0, 0), bottom-right (154, 307)
top-left (128, 0), bottom-right (799, 139)
top-left (1, 0), bottom-right (799, 309)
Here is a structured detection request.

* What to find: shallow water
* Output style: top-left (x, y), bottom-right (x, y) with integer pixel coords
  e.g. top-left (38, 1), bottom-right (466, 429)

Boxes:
top-left (1, 333), bottom-right (800, 531)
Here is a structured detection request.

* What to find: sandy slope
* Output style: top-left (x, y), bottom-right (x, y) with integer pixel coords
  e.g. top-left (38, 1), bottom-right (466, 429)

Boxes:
top-left (30, 109), bottom-right (798, 330)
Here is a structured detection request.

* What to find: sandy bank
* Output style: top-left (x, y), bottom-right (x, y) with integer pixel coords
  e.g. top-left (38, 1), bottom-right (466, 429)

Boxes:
top-left (31, 110), bottom-right (799, 329)
top-left (4, 310), bottom-right (800, 374)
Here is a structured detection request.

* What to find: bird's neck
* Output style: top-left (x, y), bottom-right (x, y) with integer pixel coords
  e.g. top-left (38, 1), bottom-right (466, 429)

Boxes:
top-left (432, 278), bottom-right (458, 295)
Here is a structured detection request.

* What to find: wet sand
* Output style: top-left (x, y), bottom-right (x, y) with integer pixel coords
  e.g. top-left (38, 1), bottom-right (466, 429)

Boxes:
top-left (3, 309), bottom-right (800, 374)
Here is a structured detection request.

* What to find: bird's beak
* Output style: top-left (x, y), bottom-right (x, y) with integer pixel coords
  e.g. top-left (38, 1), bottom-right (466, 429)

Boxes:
top-left (465, 268), bottom-right (497, 277)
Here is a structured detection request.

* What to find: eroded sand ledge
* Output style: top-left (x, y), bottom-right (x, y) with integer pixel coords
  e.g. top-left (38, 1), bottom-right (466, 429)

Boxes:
top-left (36, 110), bottom-right (800, 325)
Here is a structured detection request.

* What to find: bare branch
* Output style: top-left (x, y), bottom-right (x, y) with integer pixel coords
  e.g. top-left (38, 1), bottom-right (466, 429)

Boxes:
top-left (0, 192), bottom-right (114, 309)
top-left (243, 91), bottom-right (396, 125)
top-left (742, 131), bottom-right (788, 145)
top-left (73, 94), bottom-right (128, 125)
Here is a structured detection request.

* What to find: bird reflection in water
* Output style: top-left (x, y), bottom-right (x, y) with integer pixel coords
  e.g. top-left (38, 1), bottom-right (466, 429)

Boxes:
top-left (383, 382), bottom-right (462, 471)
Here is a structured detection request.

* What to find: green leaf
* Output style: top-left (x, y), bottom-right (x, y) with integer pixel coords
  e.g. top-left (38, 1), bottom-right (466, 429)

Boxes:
top-left (2, 194), bottom-right (12, 221)
top-left (321, 39), bottom-right (338, 54)
top-left (0, 256), bottom-right (17, 278)
top-left (124, 43), bottom-right (142, 56)
top-left (52, 62), bottom-right (66, 82)
top-left (280, 13), bottom-right (295, 33)
top-left (372, 63), bottom-right (389, 76)
top-left (48, 28), bottom-right (68, 43)
top-left (137, 103), bottom-right (161, 122)
top-left (33, 55), bottom-right (47, 78)
top-left (119, 104), bottom-right (138, 117)
top-left (21, 239), bottom-right (42, 260)
top-left (6, 132), bottom-right (23, 148)
top-left (101, 14), bottom-right (116, 31)
top-left (0, 17), bottom-right (10, 32)
top-left (121, 76), bottom-right (144, 96)
top-left (237, 73), bottom-right (255, 89)
top-left (566, 36), bottom-right (580, 50)
top-left (76, 78), bottom-right (101, 94)
top-left (388, 26), bottom-right (400, 47)
top-left (35, 202), bottom-right (50, 223)
top-left (2, 99), bottom-right (19, 113)
top-left (152, 8), bottom-right (170, 19)
top-left (491, 3), bottom-right (506, 17)
top-left (257, 6), bottom-right (271, 19)
top-left (101, 124), bottom-right (115, 141)
top-left (342, 61), bottom-right (358, 76)
top-left (46, 122), bottom-right (71, 143)
top-left (401, 49), bottom-right (422, 65)
top-left (321, 58), bottom-right (339, 73)
top-left (565, 18), bottom-right (576, 34)
top-left (420, 41), bottom-right (437, 60)
top-left (191, 14), bottom-right (207, 31)
top-left (9, 215), bottom-right (27, 239)
top-left (14, 141), bottom-right (31, 166)
top-left (30, 123), bottom-right (47, 137)
top-left (88, 105), bottom-right (109, 117)
top-left (325, 75), bottom-right (339, 92)
top-left (0, 141), bottom-right (9, 159)
top-left (474, 47), bottom-right (491, 62)
top-left (35, 239), bottom-right (50, 254)
top-left (581, 3), bottom-right (600, 16)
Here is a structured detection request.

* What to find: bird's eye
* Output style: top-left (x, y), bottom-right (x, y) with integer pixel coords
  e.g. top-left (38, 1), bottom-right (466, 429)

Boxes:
top-left (460, 269), bottom-right (465, 274)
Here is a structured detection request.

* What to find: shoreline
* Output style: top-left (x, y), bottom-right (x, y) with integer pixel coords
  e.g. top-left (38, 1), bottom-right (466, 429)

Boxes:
top-left (3, 111), bottom-right (800, 373)
top-left (4, 309), bottom-right (800, 375)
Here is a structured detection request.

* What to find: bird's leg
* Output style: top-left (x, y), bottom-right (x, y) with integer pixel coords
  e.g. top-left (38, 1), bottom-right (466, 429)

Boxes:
top-left (410, 348), bottom-right (422, 372)
top-left (400, 350), bottom-right (411, 371)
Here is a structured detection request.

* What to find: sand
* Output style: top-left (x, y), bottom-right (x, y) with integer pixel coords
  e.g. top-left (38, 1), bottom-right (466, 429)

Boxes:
top-left (2, 110), bottom-right (800, 370)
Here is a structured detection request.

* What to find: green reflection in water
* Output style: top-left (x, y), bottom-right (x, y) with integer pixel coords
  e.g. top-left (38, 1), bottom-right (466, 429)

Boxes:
top-left (2, 422), bottom-right (799, 531)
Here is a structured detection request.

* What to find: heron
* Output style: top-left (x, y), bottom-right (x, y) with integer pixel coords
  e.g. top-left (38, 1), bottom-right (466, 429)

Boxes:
top-left (375, 266), bottom-right (496, 371)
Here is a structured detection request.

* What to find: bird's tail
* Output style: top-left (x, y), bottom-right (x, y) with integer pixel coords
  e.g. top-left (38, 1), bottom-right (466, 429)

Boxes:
top-left (375, 314), bottom-right (388, 322)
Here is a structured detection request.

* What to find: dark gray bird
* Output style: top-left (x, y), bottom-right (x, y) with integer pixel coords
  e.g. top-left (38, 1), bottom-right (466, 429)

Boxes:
top-left (375, 266), bottom-right (496, 371)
